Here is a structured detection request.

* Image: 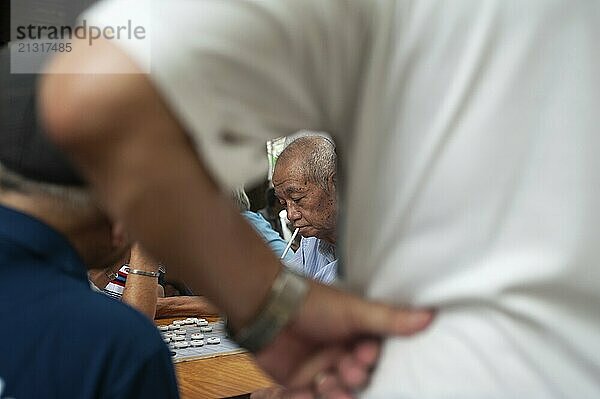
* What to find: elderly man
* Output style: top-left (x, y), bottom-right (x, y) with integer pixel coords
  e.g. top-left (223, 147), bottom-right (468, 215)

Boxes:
top-left (0, 67), bottom-right (178, 397)
top-left (273, 135), bottom-right (338, 284)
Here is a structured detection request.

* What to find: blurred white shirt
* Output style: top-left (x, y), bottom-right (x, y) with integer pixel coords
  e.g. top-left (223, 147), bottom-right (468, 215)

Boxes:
top-left (85, 1), bottom-right (600, 397)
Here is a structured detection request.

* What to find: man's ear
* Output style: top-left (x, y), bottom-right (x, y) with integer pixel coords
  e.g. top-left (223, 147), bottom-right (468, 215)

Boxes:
top-left (328, 172), bottom-right (337, 191)
top-left (111, 222), bottom-right (130, 248)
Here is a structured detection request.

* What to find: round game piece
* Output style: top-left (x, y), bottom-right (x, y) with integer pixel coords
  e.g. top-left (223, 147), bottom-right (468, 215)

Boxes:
top-left (168, 324), bottom-right (180, 330)
top-left (191, 333), bottom-right (204, 340)
top-left (200, 326), bottom-right (212, 332)
top-left (170, 351), bottom-right (177, 357)
top-left (207, 337), bottom-right (220, 345)
top-left (175, 341), bottom-right (189, 349)
top-left (175, 329), bottom-right (187, 335)
top-left (163, 337), bottom-right (171, 343)
top-left (164, 332), bottom-right (176, 338)
top-left (172, 335), bottom-right (185, 341)
top-left (190, 340), bottom-right (204, 347)
top-left (196, 320), bottom-right (209, 327)
top-left (186, 317), bottom-right (198, 323)
top-left (158, 325), bottom-right (169, 332)
top-left (173, 320), bottom-right (186, 325)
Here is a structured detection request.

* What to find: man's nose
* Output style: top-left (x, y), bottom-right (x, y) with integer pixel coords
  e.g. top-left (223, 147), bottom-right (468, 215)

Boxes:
top-left (287, 203), bottom-right (301, 221)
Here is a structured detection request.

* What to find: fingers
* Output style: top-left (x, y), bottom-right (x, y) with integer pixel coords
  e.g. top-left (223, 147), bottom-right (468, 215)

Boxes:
top-left (314, 374), bottom-right (354, 399)
top-left (250, 386), bottom-right (287, 399)
top-left (286, 346), bottom-right (345, 388)
top-left (333, 340), bottom-right (379, 393)
top-left (259, 340), bottom-right (379, 399)
top-left (350, 340), bottom-right (379, 367)
top-left (307, 340), bottom-right (381, 398)
top-left (286, 389), bottom-right (315, 399)
top-left (348, 299), bottom-right (433, 337)
top-left (255, 285), bottom-right (434, 398)
top-left (275, 342), bottom-right (373, 395)
top-left (337, 354), bottom-right (369, 388)
top-left (294, 283), bottom-right (433, 341)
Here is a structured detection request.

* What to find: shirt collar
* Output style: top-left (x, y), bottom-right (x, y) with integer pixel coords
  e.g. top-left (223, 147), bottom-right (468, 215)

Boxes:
top-left (0, 204), bottom-right (87, 280)
top-left (317, 239), bottom-right (336, 261)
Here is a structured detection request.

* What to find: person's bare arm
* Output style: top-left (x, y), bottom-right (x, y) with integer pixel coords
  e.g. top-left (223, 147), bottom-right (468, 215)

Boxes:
top-left (155, 296), bottom-right (219, 318)
top-left (121, 243), bottom-right (160, 320)
top-left (40, 38), bottom-right (277, 332)
top-left (40, 39), bottom-right (431, 397)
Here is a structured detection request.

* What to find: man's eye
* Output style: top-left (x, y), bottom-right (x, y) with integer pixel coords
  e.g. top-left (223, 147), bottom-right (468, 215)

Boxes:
top-left (292, 197), bottom-right (302, 203)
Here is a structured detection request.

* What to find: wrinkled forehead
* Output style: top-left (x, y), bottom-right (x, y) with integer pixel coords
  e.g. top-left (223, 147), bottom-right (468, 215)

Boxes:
top-left (273, 163), bottom-right (307, 193)
top-left (274, 157), bottom-right (303, 182)
top-left (273, 179), bottom-right (310, 199)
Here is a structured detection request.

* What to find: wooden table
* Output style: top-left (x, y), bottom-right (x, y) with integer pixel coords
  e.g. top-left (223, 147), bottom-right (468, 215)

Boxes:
top-left (157, 318), bottom-right (275, 399)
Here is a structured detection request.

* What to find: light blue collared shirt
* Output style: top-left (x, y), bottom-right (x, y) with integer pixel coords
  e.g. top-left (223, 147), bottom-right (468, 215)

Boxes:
top-left (242, 211), bottom-right (295, 263)
top-left (288, 237), bottom-right (337, 284)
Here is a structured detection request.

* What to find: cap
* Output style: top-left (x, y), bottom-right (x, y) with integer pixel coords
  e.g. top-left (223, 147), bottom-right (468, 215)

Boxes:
top-left (0, 46), bottom-right (85, 186)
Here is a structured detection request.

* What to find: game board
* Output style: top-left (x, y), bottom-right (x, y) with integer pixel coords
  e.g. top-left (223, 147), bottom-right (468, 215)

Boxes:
top-left (159, 319), bottom-right (246, 363)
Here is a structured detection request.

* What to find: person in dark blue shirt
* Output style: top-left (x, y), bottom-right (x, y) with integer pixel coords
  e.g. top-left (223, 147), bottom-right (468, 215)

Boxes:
top-left (0, 60), bottom-right (179, 398)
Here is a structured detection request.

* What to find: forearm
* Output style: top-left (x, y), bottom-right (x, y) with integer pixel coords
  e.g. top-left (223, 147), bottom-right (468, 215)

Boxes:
top-left (122, 244), bottom-right (160, 320)
top-left (40, 39), bottom-right (280, 331)
top-left (155, 296), bottom-right (219, 318)
top-left (113, 141), bottom-right (279, 329)
top-left (122, 275), bottom-right (158, 320)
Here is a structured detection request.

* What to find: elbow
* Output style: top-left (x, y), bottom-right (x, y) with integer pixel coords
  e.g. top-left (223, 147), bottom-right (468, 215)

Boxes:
top-left (38, 72), bottom-right (84, 150)
top-left (38, 38), bottom-right (142, 153)
top-left (38, 68), bottom-right (117, 154)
